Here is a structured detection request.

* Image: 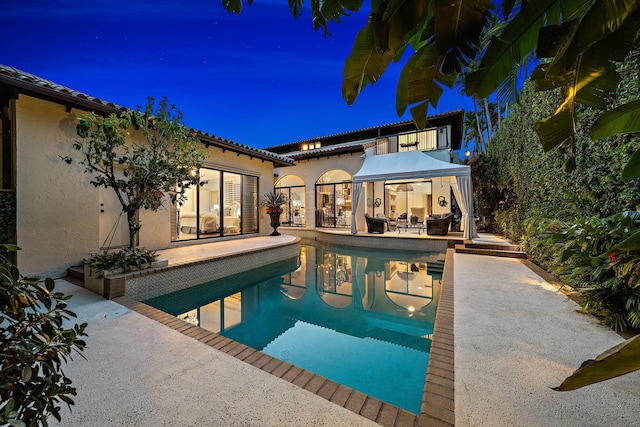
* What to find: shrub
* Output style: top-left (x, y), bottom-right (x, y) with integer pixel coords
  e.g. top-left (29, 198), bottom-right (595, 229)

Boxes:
top-left (531, 212), bottom-right (640, 331)
top-left (88, 247), bottom-right (159, 273)
top-left (0, 245), bottom-right (87, 426)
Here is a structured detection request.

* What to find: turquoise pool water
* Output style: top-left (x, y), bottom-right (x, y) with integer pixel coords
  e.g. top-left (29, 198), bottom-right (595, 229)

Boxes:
top-left (145, 243), bottom-right (443, 414)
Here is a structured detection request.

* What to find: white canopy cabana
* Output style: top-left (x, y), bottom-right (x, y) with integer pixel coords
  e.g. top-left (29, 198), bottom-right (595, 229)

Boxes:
top-left (351, 151), bottom-right (477, 239)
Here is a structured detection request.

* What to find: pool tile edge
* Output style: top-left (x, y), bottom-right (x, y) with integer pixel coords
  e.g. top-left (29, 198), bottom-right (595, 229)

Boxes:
top-left (115, 247), bottom-right (457, 427)
top-left (418, 247), bottom-right (455, 427)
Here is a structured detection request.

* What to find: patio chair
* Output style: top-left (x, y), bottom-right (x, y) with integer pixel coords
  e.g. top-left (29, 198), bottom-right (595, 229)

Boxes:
top-left (426, 213), bottom-right (453, 235)
top-left (364, 213), bottom-right (386, 234)
top-left (375, 213), bottom-right (395, 231)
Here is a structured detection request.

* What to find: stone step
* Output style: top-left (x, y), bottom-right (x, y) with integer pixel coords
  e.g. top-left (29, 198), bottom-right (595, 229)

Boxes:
top-left (455, 244), bottom-right (528, 259)
top-left (66, 265), bottom-right (85, 280)
top-left (463, 242), bottom-right (522, 252)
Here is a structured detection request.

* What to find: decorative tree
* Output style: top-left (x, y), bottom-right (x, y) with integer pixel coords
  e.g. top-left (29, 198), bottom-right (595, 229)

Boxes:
top-left (65, 97), bottom-right (205, 249)
top-left (0, 245), bottom-right (87, 427)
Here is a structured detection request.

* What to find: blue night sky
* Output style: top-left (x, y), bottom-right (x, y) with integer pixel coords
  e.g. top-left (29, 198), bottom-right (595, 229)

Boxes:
top-left (3, 0), bottom-right (473, 148)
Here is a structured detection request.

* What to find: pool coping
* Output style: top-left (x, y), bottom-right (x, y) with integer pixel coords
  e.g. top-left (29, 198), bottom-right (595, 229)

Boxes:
top-left (113, 247), bottom-right (456, 427)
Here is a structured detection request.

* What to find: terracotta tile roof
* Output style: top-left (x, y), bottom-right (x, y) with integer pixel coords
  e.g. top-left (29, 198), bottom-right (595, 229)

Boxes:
top-left (265, 109), bottom-right (465, 154)
top-left (284, 139), bottom-right (372, 159)
top-left (0, 64), bottom-right (294, 167)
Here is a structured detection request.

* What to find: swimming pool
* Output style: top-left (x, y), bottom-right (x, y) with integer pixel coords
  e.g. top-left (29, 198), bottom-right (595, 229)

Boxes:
top-left (145, 243), bottom-right (443, 414)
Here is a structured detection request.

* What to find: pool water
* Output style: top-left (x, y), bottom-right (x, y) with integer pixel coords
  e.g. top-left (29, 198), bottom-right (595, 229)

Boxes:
top-left (145, 243), bottom-right (443, 414)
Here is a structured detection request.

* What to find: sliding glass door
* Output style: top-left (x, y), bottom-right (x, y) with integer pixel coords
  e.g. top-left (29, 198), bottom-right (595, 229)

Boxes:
top-left (172, 168), bottom-right (259, 241)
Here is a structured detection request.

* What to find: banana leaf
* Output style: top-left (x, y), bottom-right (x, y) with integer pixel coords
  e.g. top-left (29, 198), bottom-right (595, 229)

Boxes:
top-left (554, 334), bottom-right (640, 391)
top-left (590, 99), bottom-right (640, 140)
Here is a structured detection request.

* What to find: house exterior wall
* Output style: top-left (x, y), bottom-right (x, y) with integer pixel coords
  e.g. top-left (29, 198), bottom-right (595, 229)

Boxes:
top-left (275, 151), bottom-right (364, 230)
top-left (15, 95), bottom-right (98, 278)
top-left (275, 150), bottom-right (456, 231)
top-left (197, 143), bottom-right (275, 235)
top-left (14, 95), bottom-right (276, 278)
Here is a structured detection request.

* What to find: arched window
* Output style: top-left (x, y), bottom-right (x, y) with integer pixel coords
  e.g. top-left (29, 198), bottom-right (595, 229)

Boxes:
top-left (275, 175), bottom-right (305, 227)
top-left (315, 170), bottom-right (352, 228)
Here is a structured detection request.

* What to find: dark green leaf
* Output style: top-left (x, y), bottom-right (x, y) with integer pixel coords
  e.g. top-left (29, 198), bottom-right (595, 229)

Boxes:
top-left (21, 365), bottom-right (32, 382)
top-left (534, 104), bottom-right (574, 152)
top-left (612, 229), bottom-right (640, 252)
top-left (466, 0), bottom-right (564, 98)
top-left (590, 99), bottom-right (640, 140)
top-left (342, 23), bottom-right (395, 105)
top-left (622, 149), bottom-right (640, 182)
top-left (221, 0), bottom-right (242, 14)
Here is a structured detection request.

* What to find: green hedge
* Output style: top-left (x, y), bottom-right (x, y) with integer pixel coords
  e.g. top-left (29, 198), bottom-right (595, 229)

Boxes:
top-left (484, 55), bottom-right (640, 248)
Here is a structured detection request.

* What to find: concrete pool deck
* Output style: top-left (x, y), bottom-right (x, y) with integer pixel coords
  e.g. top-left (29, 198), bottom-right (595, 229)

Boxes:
top-left (49, 233), bottom-right (640, 426)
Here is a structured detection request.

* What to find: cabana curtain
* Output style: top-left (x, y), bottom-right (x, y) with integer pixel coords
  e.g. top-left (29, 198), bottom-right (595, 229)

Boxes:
top-left (450, 175), bottom-right (477, 239)
top-left (351, 151), bottom-right (477, 238)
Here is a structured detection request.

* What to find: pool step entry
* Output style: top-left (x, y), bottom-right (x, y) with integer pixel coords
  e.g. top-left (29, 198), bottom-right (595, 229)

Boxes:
top-left (455, 242), bottom-right (527, 259)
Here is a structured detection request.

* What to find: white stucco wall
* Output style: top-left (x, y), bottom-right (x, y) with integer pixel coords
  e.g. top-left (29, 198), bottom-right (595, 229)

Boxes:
top-left (431, 177), bottom-right (451, 216)
top-left (14, 95), bottom-right (277, 278)
top-left (15, 96), bottom-right (99, 278)
top-left (274, 152), bottom-right (365, 230)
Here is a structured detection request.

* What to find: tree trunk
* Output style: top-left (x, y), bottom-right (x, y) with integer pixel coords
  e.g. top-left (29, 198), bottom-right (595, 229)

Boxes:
top-left (473, 100), bottom-right (485, 153)
top-left (126, 209), bottom-right (139, 249)
top-left (483, 98), bottom-right (492, 147)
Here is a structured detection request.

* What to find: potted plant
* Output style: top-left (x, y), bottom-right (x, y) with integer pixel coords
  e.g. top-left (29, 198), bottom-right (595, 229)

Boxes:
top-left (261, 191), bottom-right (286, 236)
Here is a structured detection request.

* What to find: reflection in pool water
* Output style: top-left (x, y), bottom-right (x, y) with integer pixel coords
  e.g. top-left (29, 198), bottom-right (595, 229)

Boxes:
top-left (145, 243), bottom-right (443, 414)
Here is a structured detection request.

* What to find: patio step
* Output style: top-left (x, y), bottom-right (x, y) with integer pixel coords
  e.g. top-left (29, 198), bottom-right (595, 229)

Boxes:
top-left (455, 243), bottom-right (527, 259)
top-left (67, 264), bottom-right (85, 279)
top-left (65, 265), bottom-right (86, 287)
top-left (463, 242), bottom-right (523, 252)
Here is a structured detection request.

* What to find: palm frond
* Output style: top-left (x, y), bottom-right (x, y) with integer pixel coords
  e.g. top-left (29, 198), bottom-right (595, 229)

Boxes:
top-left (545, 0), bottom-right (639, 79)
top-left (465, 0), bottom-right (567, 99)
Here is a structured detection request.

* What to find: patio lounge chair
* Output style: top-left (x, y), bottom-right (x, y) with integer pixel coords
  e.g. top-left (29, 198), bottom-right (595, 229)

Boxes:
top-left (426, 213), bottom-right (453, 235)
top-left (364, 213), bottom-right (386, 234)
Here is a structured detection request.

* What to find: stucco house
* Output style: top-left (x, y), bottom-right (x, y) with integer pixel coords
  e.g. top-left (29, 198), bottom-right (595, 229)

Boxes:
top-left (264, 112), bottom-right (477, 239)
top-left (0, 64), bottom-right (293, 278)
top-left (0, 64), bottom-right (474, 279)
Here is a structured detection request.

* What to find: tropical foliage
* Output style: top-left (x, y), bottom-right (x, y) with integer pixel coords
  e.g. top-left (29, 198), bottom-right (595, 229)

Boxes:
top-left (64, 97), bottom-right (205, 249)
top-left (484, 51), bottom-right (640, 242)
top-left (529, 212), bottom-right (640, 331)
top-left (222, 0), bottom-right (640, 178)
top-left (87, 247), bottom-right (159, 273)
top-left (0, 245), bottom-right (87, 426)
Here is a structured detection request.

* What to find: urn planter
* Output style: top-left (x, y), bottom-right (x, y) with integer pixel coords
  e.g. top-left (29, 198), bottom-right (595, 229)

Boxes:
top-left (269, 212), bottom-right (282, 236)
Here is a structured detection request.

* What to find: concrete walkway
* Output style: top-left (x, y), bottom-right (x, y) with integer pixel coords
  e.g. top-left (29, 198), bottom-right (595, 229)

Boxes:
top-left (455, 253), bottom-right (640, 426)
top-left (50, 280), bottom-right (377, 427)
top-left (47, 234), bottom-right (640, 426)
